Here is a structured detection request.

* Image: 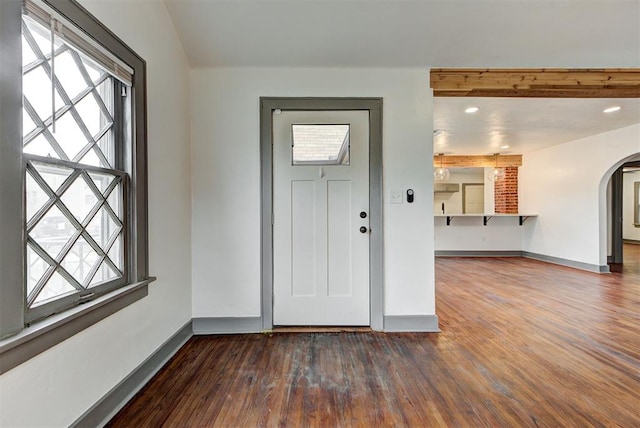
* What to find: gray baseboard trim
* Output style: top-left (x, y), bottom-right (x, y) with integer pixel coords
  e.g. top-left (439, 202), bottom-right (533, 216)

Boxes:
top-left (193, 317), bottom-right (262, 334)
top-left (435, 250), bottom-right (610, 273)
top-left (436, 250), bottom-right (523, 257)
top-left (522, 252), bottom-right (609, 273)
top-left (384, 315), bottom-right (440, 333)
top-left (623, 239), bottom-right (640, 245)
top-left (70, 320), bottom-right (193, 428)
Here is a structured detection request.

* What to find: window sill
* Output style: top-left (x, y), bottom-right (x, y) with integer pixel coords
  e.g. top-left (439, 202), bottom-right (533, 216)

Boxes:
top-left (0, 278), bottom-right (155, 374)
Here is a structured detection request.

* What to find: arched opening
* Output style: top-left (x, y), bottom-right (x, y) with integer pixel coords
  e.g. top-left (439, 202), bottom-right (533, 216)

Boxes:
top-left (600, 153), bottom-right (640, 271)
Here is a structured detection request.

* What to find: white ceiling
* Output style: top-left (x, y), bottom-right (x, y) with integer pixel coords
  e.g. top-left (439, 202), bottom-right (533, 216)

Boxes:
top-left (162, 0), bottom-right (640, 155)
top-left (164, 0), bottom-right (640, 68)
top-left (433, 97), bottom-right (640, 155)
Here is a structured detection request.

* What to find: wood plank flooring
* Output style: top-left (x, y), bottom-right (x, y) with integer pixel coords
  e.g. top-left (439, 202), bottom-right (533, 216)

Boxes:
top-left (107, 247), bottom-right (640, 427)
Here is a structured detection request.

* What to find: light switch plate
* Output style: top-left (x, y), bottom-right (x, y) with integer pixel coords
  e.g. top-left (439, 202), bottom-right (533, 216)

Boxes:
top-left (390, 189), bottom-right (403, 204)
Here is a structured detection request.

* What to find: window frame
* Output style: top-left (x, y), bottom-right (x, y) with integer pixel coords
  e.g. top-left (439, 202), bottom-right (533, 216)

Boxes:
top-left (0, 0), bottom-right (152, 374)
top-left (21, 14), bottom-right (131, 321)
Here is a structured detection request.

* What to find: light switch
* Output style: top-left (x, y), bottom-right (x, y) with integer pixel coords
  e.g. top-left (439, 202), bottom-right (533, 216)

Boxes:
top-left (390, 189), bottom-right (403, 204)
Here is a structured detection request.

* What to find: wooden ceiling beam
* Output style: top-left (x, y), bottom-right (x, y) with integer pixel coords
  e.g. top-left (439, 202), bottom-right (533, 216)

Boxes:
top-left (433, 155), bottom-right (522, 168)
top-left (430, 68), bottom-right (640, 98)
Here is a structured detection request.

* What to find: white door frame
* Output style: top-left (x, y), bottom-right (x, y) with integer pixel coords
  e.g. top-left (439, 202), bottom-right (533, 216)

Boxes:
top-left (260, 98), bottom-right (384, 331)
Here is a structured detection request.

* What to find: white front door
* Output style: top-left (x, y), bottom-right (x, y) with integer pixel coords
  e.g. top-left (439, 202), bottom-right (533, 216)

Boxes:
top-left (273, 110), bottom-right (370, 326)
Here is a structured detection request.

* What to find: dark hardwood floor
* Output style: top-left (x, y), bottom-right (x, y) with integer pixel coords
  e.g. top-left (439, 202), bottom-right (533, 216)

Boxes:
top-left (107, 246), bottom-right (640, 427)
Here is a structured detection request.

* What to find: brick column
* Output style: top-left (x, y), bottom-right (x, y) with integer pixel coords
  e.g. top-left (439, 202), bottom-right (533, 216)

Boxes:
top-left (494, 167), bottom-right (518, 214)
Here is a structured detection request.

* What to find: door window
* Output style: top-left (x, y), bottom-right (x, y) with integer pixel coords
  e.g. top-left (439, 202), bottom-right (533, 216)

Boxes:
top-left (291, 124), bottom-right (350, 165)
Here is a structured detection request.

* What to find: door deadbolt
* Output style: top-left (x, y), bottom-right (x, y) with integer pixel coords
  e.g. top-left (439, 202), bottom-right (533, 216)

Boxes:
top-left (359, 226), bottom-right (368, 234)
top-left (360, 211), bottom-right (367, 219)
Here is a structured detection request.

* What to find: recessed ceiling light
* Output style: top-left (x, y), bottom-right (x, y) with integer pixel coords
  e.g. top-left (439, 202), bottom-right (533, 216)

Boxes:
top-left (465, 107), bottom-right (479, 114)
top-left (603, 106), bottom-right (622, 113)
top-left (500, 145), bottom-right (510, 149)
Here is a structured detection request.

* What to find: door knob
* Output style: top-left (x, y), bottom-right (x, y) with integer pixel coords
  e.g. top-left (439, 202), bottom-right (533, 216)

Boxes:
top-left (360, 211), bottom-right (367, 218)
top-left (360, 226), bottom-right (368, 234)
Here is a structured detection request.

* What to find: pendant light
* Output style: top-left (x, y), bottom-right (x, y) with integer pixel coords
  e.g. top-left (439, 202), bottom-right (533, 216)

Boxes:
top-left (486, 153), bottom-right (505, 182)
top-left (434, 153), bottom-right (450, 181)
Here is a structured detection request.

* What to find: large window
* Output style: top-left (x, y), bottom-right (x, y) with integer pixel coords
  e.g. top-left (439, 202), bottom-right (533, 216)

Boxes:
top-left (22, 11), bottom-right (128, 322)
top-left (0, 0), bottom-right (150, 373)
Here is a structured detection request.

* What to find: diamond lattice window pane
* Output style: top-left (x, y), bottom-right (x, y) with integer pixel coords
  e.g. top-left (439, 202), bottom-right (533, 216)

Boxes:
top-left (23, 67), bottom-right (64, 121)
top-left (26, 245), bottom-right (51, 297)
top-left (89, 263), bottom-right (120, 288)
top-left (30, 205), bottom-right (77, 259)
top-left (22, 34), bottom-right (37, 66)
top-left (24, 134), bottom-right (59, 158)
top-left (22, 14), bottom-right (128, 313)
top-left (78, 147), bottom-right (102, 167)
top-left (32, 271), bottom-right (76, 305)
top-left (32, 161), bottom-right (73, 193)
top-left (97, 133), bottom-right (114, 168)
top-left (76, 94), bottom-right (108, 137)
top-left (80, 57), bottom-right (104, 85)
top-left (55, 50), bottom-right (87, 100)
top-left (23, 108), bottom-right (37, 137)
top-left (108, 234), bottom-right (123, 270)
top-left (24, 18), bottom-right (63, 57)
top-left (107, 182), bottom-right (122, 216)
top-left (87, 206), bottom-right (120, 250)
top-left (48, 111), bottom-right (90, 160)
top-left (94, 79), bottom-right (113, 108)
top-left (61, 175), bottom-right (99, 223)
top-left (61, 236), bottom-right (99, 286)
top-left (26, 171), bottom-right (51, 221)
top-left (88, 171), bottom-right (115, 196)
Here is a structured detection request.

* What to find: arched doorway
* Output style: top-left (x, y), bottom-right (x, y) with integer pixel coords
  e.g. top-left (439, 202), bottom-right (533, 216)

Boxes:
top-left (602, 153), bottom-right (640, 271)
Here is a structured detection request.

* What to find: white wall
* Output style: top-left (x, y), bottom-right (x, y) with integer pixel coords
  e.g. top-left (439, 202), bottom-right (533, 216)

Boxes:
top-left (433, 168), bottom-right (484, 215)
top-left (435, 217), bottom-right (526, 251)
top-left (623, 170), bottom-right (640, 241)
top-left (520, 124), bottom-right (640, 268)
top-left (191, 68), bottom-right (435, 317)
top-left (0, 1), bottom-right (192, 426)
